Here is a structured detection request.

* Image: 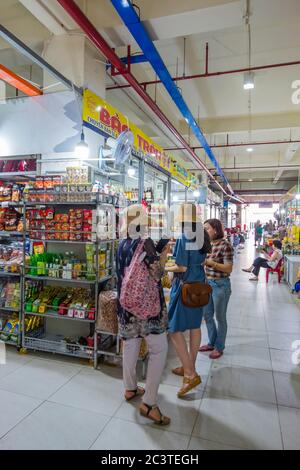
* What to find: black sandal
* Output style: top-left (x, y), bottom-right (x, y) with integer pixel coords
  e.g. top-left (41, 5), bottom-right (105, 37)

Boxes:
top-left (124, 387), bottom-right (145, 401)
top-left (140, 403), bottom-right (170, 425)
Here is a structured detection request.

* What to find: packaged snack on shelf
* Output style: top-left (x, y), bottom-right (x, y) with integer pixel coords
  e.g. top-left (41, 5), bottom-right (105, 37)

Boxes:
top-left (44, 177), bottom-right (53, 190)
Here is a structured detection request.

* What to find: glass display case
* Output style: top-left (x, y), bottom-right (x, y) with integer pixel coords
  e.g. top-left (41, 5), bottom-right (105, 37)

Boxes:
top-left (143, 163), bottom-right (170, 240)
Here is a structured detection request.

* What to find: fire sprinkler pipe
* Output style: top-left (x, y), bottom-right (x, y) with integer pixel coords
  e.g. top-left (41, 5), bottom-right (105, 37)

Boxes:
top-left (57, 0), bottom-right (242, 201)
top-left (109, 0), bottom-right (230, 190)
top-left (107, 40), bottom-right (300, 91)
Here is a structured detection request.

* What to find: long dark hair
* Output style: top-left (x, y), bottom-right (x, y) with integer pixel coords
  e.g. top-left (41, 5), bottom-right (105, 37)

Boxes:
top-left (205, 219), bottom-right (224, 240)
top-left (181, 221), bottom-right (211, 254)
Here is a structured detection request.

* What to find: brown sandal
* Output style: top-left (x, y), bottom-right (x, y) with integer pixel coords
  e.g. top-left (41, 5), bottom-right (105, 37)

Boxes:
top-left (125, 387), bottom-right (145, 401)
top-left (177, 374), bottom-right (201, 398)
top-left (172, 366), bottom-right (184, 376)
top-left (140, 403), bottom-right (170, 426)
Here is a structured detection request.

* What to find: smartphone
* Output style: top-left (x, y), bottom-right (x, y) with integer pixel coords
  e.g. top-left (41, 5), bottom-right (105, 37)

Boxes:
top-left (156, 237), bottom-right (170, 253)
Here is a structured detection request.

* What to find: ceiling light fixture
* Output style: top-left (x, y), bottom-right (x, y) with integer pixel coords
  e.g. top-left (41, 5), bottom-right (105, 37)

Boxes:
top-left (244, 72), bottom-right (255, 90)
top-left (193, 190), bottom-right (200, 198)
top-left (246, 147), bottom-right (253, 152)
top-left (75, 128), bottom-right (89, 159)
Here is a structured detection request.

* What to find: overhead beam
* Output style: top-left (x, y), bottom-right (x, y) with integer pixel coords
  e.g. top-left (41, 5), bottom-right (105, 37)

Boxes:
top-left (0, 25), bottom-right (81, 93)
top-left (178, 112), bottom-right (300, 135)
top-left (19, 0), bottom-right (67, 35)
top-left (189, 165), bottom-right (300, 173)
top-left (165, 139), bottom-right (300, 152)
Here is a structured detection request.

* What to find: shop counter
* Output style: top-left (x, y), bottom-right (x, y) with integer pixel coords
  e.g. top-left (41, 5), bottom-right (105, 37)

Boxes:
top-left (284, 255), bottom-right (300, 291)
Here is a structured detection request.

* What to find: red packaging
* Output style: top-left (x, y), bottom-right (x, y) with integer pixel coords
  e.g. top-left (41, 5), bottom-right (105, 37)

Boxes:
top-left (44, 177), bottom-right (53, 190)
top-left (69, 231), bottom-right (82, 241)
top-left (58, 303), bottom-right (68, 316)
top-left (45, 208), bottom-right (54, 220)
top-left (35, 177), bottom-right (44, 189)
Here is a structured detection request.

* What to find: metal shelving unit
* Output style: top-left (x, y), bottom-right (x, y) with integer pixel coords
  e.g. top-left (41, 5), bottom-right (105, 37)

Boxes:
top-left (21, 191), bottom-right (117, 366)
top-left (0, 223), bottom-right (24, 349)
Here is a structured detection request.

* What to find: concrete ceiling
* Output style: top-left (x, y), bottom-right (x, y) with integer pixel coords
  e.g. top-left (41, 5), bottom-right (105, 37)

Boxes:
top-left (1, 0), bottom-right (300, 202)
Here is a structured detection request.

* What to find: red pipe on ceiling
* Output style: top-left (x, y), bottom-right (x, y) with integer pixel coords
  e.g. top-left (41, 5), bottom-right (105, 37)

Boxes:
top-left (107, 59), bottom-right (300, 91)
top-left (56, 0), bottom-right (233, 197)
top-left (165, 139), bottom-right (300, 152)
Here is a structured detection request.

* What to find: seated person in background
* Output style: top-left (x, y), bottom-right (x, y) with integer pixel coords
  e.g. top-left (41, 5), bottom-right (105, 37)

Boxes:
top-left (242, 240), bottom-right (283, 281)
top-left (237, 232), bottom-right (245, 249)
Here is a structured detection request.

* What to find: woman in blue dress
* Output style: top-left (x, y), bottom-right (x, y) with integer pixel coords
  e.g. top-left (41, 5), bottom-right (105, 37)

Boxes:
top-left (165, 203), bottom-right (211, 398)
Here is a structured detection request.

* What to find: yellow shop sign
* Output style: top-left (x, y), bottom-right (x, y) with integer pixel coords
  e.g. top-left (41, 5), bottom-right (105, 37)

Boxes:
top-left (83, 89), bottom-right (191, 183)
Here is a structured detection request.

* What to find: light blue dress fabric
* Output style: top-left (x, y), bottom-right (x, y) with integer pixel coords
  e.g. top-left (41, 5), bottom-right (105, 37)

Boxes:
top-left (168, 235), bottom-right (206, 333)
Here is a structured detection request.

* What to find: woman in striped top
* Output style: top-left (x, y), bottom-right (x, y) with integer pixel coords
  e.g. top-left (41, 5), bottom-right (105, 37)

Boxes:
top-left (199, 219), bottom-right (234, 359)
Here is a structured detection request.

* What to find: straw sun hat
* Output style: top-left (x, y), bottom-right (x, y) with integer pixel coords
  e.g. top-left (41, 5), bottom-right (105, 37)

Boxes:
top-left (174, 203), bottom-right (200, 224)
top-left (120, 204), bottom-right (149, 235)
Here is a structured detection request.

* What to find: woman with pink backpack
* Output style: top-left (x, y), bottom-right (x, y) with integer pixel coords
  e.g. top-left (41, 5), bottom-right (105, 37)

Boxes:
top-left (117, 205), bottom-right (171, 426)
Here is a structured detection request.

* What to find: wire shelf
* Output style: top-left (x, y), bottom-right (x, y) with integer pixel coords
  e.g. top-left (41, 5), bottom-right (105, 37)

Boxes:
top-left (24, 274), bottom-right (112, 284)
top-left (0, 306), bottom-right (20, 312)
top-left (0, 339), bottom-right (19, 347)
top-left (0, 271), bottom-right (21, 277)
top-left (0, 231), bottom-right (23, 237)
top-left (24, 310), bottom-right (95, 323)
top-left (24, 333), bottom-right (94, 359)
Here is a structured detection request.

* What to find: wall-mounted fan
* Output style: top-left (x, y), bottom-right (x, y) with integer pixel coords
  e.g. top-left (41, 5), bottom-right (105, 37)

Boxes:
top-left (99, 130), bottom-right (134, 169)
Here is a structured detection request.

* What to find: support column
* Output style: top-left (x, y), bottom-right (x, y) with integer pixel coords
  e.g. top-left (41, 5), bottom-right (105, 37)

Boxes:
top-left (42, 34), bottom-right (106, 98)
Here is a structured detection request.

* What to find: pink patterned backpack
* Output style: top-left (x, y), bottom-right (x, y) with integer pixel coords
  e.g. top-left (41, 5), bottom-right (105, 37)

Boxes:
top-left (120, 240), bottom-right (161, 320)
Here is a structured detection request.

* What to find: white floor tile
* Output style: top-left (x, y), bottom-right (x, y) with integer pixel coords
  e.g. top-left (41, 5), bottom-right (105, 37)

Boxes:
top-left (49, 367), bottom-right (124, 416)
top-left (217, 344), bottom-right (272, 371)
top-left (188, 436), bottom-right (242, 450)
top-left (265, 303), bottom-right (300, 322)
top-left (266, 319), bottom-right (300, 334)
top-left (226, 328), bottom-right (269, 348)
top-left (206, 364), bottom-right (276, 404)
top-left (90, 418), bottom-right (190, 450)
top-left (193, 392), bottom-right (283, 449)
top-left (0, 389), bottom-right (42, 439)
top-left (0, 401), bottom-right (109, 450)
top-left (115, 383), bottom-right (202, 436)
top-left (0, 349), bottom-right (33, 380)
top-left (270, 349), bottom-right (300, 375)
top-left (0, 358), bottom-right (81, 400)
top-left (278, 406), bottom-right (300, 450)
top-left (273, 372), bottom-right (300, 409)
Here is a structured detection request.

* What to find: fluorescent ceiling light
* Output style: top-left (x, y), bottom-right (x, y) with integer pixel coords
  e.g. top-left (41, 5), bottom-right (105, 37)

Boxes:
top-left (244, 72), bottom-right (255, 90)
top-left (247, 147), bottom-right (253, 152)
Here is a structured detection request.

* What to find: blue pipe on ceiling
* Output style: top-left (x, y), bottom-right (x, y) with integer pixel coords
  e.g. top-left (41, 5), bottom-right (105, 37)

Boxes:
top-left (106, 53), bottom-right (148, 70)
top-left (110, 0), bottom-right (231, 189)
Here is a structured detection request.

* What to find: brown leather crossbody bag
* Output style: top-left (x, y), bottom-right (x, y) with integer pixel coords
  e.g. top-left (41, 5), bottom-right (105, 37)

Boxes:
top-left (181, 282), bottom-right (212, 308)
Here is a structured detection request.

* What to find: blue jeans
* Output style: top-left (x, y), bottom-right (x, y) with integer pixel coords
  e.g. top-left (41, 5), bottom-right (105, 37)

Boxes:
top-left (203, 278), bottom-right (232, 352)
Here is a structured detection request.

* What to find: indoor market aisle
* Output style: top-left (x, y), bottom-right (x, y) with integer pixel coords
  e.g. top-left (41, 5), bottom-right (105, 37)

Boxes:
top-left (0, 240), bottom-right (300, 450)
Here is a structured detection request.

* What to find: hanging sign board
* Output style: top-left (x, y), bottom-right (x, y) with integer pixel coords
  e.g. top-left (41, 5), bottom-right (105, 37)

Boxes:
top-left (82, 89), bottom-right (190, 185)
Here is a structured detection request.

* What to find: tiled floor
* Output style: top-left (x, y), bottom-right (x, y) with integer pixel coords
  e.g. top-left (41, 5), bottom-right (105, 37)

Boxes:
top-left (1, 239), bottom-right (300, 450)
